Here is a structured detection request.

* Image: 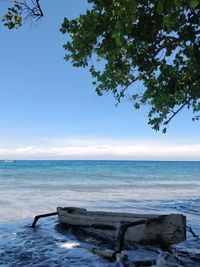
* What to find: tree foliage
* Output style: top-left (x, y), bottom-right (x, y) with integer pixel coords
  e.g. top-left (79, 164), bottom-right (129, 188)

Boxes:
top-left (2, 0), bottom-right (200, 132)
top-left (2, 0), bottom-right (43, 29)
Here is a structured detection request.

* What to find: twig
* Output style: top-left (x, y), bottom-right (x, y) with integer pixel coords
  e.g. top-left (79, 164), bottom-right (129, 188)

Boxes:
top-left (186, 225), bottom-right (200, 239)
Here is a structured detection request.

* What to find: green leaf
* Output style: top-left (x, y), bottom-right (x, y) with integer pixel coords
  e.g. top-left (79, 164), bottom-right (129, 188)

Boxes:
top-left (189, 0), bottom-right (199, 8)
top-left (97, 56), bottom-right (102, 62)
top-left (115, 35), bottom-right (123, 46)
top-left (174, 0), bottom-right (182, 7)
top-left (156, 0), bottom-right (164, 13)
top-left (111, 32), bottom-right (117, 39)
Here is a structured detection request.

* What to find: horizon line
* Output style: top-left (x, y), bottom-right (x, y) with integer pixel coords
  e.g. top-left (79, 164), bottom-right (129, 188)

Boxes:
top-left (1, 159), bottom-right (200, 162)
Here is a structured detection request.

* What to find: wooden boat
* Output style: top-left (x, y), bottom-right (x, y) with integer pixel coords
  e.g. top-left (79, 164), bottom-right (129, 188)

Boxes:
top-left (57, 207), bottom-right (186, 247)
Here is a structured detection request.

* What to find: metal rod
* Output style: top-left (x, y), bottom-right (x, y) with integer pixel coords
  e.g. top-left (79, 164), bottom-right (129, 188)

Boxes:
top-left (31, 212), bottom-right (58, 228)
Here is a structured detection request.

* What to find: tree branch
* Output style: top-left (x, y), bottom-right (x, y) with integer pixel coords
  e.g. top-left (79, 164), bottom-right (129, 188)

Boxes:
top-left (35, 0), bottom-right (43, 17)
top-left (114, 75), bottom-right (141, 104)
top-left (12, 0), bottom-right (43, 19)
top-left (165, 98), bottom-right (192, 125)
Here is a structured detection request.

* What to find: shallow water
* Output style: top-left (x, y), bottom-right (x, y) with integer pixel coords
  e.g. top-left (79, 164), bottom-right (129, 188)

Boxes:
top-left (0, 160), bottom-right (200, 266)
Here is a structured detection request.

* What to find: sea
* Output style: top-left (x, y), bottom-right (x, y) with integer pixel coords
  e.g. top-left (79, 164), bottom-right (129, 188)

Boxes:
top-left (0, 160), bottom-right (200, 266)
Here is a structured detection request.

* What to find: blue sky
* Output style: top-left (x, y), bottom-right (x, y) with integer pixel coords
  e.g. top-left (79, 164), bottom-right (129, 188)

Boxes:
top-left (0, 1), bottom-right (200, 160)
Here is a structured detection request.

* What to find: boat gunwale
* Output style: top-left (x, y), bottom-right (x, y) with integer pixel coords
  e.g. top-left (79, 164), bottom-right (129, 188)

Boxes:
top-left (58, 207), bottom-right (185, 220)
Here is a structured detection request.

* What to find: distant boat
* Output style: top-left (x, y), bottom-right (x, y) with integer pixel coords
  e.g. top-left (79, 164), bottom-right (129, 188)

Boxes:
top-left (4, 160), bottom-right (16, 163)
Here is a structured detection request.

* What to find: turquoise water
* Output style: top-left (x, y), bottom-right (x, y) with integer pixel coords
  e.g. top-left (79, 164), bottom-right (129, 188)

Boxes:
top-left (0, 160), bottom-right (200, 266)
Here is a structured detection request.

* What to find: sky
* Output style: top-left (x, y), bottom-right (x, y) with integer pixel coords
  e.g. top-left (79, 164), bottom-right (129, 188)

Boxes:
top-left (0, 0), bottom-right (200, 160)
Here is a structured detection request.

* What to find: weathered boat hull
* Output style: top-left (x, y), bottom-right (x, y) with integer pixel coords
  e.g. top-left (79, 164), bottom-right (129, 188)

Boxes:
top-left (57, 207), bottom-right (186, 246)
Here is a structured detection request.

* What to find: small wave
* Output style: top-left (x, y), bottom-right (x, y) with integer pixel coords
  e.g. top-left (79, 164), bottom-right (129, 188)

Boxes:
top-left (172, 198), bottom-right (200, 216)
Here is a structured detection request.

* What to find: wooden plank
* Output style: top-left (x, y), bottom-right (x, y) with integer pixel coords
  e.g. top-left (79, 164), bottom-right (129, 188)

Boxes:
top-left (91, 248), bottom-right (128, 261)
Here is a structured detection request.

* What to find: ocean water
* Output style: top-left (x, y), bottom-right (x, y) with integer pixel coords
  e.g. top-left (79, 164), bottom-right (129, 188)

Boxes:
top-left (0, 160), bottom-right (200, 266)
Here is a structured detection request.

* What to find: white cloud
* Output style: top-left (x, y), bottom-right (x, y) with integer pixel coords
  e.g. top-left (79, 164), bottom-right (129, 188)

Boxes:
top-left (0, 138), bottom-right (200, 160)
